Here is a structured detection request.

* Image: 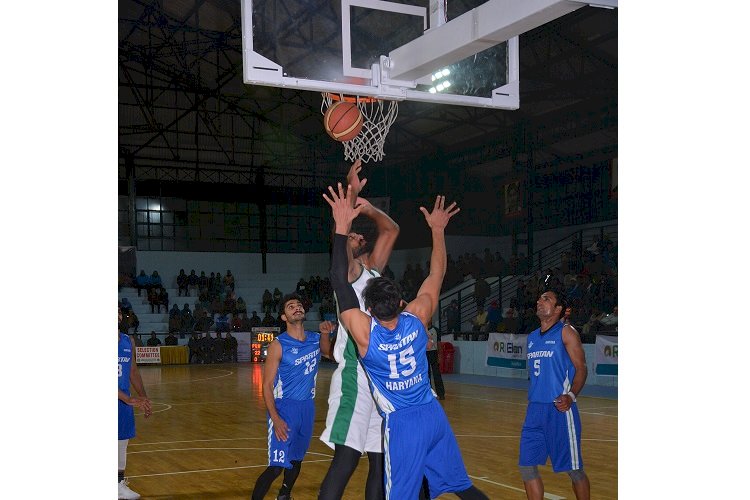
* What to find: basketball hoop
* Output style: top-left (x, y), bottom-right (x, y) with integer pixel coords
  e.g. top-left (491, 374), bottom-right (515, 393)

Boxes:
top-left (321, 93), bottom-right (398, 164)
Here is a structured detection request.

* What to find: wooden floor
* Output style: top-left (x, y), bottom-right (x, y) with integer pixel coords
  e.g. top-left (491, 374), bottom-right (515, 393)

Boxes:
top-left (126, 362), bottom-right (617, 499)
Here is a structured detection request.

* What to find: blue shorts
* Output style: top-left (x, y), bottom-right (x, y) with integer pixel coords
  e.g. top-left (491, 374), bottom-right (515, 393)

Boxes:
top-left (118, 399), bottom-right (136, 440)
top-left (384, 399), bottom-right (472, 499)
top-left (519, 402), bottom-right (583, 473)
top-left (268, 399), bottom-right (315, 469)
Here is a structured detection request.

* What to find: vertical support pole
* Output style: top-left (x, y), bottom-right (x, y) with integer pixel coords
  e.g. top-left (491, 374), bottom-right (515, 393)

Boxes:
top-left (125, 153), bottom-right (137, 247)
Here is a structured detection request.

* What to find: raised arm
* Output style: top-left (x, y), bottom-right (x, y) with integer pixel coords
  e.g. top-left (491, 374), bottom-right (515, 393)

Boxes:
top-left (358, 197), bottom-right (400, 272)
top-left (323, 183), bottom-right (373, 357)
top-left (404, 196), bottom-right (460, 326)
top-left (318, 322), bottom-right (333, 360)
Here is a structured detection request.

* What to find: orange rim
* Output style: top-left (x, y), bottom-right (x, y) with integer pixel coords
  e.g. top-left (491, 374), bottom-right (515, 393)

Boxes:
top-left (323, 92), bottom-right (379, 104)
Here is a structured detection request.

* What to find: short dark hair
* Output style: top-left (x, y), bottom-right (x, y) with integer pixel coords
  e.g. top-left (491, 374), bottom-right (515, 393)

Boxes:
top-left (543, 286), bottom-right (569, 311)
top-left (362, 277), bottom-right (403, 321)
top-left (281, 293), bottom-right (303, 310)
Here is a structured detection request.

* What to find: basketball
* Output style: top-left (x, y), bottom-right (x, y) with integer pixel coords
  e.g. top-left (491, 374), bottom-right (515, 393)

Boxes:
top-left (323, 101), bottom-right (363, 142)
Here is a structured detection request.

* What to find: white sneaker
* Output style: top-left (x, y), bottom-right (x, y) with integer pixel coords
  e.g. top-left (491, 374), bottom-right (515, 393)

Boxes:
top-left (118, 479), bottom-right (141, 499)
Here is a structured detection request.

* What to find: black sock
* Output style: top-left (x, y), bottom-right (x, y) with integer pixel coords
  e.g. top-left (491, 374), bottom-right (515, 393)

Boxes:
top-left (118, 470), bottom-right (124, 483)
top-left (278, 460), bottom-right (302, 496)
top-left (251, 466), bottom-right (283, 500)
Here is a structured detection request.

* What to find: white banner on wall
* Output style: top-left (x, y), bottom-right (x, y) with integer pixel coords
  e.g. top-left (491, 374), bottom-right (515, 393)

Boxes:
top-left (594, 335), bottom-right (618, 376)
top-left (486, 332), bottom-right (528, 369)
top-left (136, 346), bottom-right (161, 364)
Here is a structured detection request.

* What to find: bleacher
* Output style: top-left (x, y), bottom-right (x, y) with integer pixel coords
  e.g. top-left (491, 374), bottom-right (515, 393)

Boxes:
top-left (118, 272), bottom-right (324, 336)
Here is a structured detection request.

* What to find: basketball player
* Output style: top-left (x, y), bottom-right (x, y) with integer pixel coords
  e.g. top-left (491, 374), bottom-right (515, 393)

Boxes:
top-left (318, 161), bottom-right (399, 500)
top-left (118, 306), bottom-right (152, 500)
top-left (323, 183), bottom-right (488, 500)
top-left (519, 288), bottom-right (590, 500)
top-left (251, 293), bottom-right (331, 500)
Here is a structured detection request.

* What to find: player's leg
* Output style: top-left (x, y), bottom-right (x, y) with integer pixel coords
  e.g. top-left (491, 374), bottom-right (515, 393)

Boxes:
top-left (364, 451), bottom-right (384, 500)
top-left (519, 403), bottom-right (549, 500)
top-left (549, 405), bottom-right (589, 500)
top-left (251, 466), bottom-right (284, 500)
top-left (318, 444), bottom-right (362, 499)
top-left (384, 409), bottom-right (428, 499)
top-left (278, 400), bottom-right (313, 498)
top-left (118, 400), bottom-right (139, 499)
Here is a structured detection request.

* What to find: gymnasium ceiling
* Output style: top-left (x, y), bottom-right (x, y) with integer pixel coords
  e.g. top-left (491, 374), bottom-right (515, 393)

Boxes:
top-left (118, 0), bottom-right (617, 189)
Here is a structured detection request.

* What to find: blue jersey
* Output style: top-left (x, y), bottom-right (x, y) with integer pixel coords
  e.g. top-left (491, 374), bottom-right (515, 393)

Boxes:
top-left (526, 321), bottom-right (575, 402)
top-left (273, 331), bottom-right (321, 401)
top-left (362, 311), bottom-right (432, 414)
top-left (118, 333), bottom-right (133, 395)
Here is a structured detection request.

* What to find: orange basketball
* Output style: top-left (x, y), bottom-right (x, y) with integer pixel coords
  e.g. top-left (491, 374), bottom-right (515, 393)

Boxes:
top-left (323, 101), bottom-right (363, 142)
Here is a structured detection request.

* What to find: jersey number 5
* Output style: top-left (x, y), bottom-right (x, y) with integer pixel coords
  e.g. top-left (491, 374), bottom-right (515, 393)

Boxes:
top-left (387, 346), bottom-right (417, 379)
top-left (533, 359), bottom-right (541, 376)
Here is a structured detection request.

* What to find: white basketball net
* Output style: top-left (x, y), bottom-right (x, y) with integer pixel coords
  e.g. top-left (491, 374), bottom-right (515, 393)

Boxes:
top-left (321, 93), bottom-right (398, 164)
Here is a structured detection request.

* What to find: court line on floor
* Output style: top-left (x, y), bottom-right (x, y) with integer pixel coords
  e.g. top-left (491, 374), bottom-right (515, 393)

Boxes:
top-left (130, 437), bottom-right (267, 446)
top-left (452, 395), bottom-right (618, 417)
top-left (470, 475), bottom-right (566, 500)
top-left (126, 458), bottom-right (334, 479)
top-left (145, 368), bottom-right (236, 385)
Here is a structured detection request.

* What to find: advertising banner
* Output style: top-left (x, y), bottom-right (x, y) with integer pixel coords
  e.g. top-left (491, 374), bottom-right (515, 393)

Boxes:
top-left (486, 332), bottom-right (528, 369)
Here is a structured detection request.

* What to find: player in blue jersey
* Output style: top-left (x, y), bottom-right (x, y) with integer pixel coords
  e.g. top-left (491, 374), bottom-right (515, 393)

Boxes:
top-left (323, 183), bottom-right (488, 500)
top-left (251, 293), bottom-right (332, 500)
top-left (518, 288), bottom-right (590, 500)
top-left (118, 306), bottom-right (152, 500)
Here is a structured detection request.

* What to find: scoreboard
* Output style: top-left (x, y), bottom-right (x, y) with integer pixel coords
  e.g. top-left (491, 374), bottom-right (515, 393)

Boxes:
top-left (250, 327), bottom-right (280, 362)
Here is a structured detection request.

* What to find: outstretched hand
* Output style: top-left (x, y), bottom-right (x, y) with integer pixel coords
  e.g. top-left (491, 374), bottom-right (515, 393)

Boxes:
top-left (323, 183), bottom-right (363, 233)
top-left (346, 159), bottom-right (367, 198)
top-left (419, 195), bottom-right (460, 231)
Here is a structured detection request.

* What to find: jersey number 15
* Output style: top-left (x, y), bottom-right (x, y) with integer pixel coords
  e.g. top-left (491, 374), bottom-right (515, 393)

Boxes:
top-left (387, 346), bottom-right (416, 379)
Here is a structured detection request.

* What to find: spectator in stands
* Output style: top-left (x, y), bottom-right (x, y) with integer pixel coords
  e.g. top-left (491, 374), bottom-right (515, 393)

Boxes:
top-left (426, 321), bottom-right (445, 400)
top-left (134, 334), bottom-right (143, 347)
top-left (158, 287), bottom-right (169, 314)
top-left (147, 287), bottom-right (159, 313)
top-left (446, 299), bottom-right (461, 338)
top-left (187, 269), bottom-right (199, 296)
top-left (223, 292), bottom-right (237, 315)
top-left (165, 332), bottom-right (178, 346)
top-left (215, 313), bottom-right (230, 334)
top-left (135, 270), bottom-right (150, 296)
top-left (180, 303), bottom-right (195, 334)
top-left (272, 287), bottom-right (283, 312)
top-left (486, 300), bottom-right (502, 332)
top-left (520, 307), bottom-right (538, 335)
top-left (214, 272), bottom-right (225, 297)
top-left (295, 277), bottom-right (308, 297)
top-left (232, 313), bottom-right (244, 332)
top-left (275, 311), bottom-right (286, 329)
top-left (502, 299), bottom-right (520, 334)
top-left (150, 271), bottom-right (163, 291)
top-left (474, 276), bottom-right (490, 309)
top-left (168, 304), bottom-right (181, 333)
top-left (236, 296), bottom-right (247, 316)
top-left (198, 271), bottom-right (209, 295)
top-left (195, 310), bottom-right (213, 333)
top-left (210, 295), bottom-right (223, 316)
top-left (213, 332), bottom-right (225, 363)
top-left (177, 269), bottom-right (188, 297)
top-left (240, 313), bottom-right (253, 331)
top-left (208, 272), bottom-right (217, 299)
top-left (262, 289), bottom-right (273, 314)
top-left (200, 333), bottom-right (214, 363)
top-left (146, 331), bottom-right (161, 347)
top-left (224, 270), bottom-right (235, 293)
top-left (188, 332), bottom-right (202, 363)
top-left (472, 306), bottom-right (489, 336)
top-left (261, 311), bottom-right (276, 327)
top-left (248, 311), bottom-right (261, 328)
top-left (319, 295), bottom-right (336, 319)
top-left (120, 298), bottom-right (133, 314)
top-left (225, 331), bottom-right (238, 362)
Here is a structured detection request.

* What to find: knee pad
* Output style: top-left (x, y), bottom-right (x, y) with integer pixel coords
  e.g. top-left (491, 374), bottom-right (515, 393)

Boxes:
top-left (519, 465), bottom-right (540, 481)
top-left (567, 468), bottom-right (587, 483)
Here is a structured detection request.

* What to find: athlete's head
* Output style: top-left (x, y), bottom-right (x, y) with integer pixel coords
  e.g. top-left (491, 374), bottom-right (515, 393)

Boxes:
top-left (347, 231), bottom-right (370, 258)
top-left (536, 287), bottom-right (568, 322)
top-left (362, 277), bottom-right (403, 321)
top-left (281, 293), bottom-right (305, 324)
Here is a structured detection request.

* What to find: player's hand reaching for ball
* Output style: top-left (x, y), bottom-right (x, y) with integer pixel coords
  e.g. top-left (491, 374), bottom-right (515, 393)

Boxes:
top-left (323, 183), bottom-right (363, 235)
top-left (419, 195), bottom-right (460, 231)
top-left (346, 159), bottom-right (367, 198)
